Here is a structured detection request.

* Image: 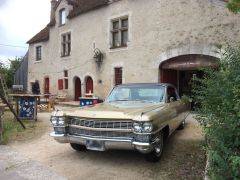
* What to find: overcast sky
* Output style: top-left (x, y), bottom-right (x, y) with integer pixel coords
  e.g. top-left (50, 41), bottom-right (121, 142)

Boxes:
top-left (0, 0), bottom-right (50, 65)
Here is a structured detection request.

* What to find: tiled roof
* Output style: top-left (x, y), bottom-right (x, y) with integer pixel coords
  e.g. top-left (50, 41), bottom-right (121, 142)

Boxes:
top-left (27, 27), bottom-right (50, 44)
top-left (67, 0), bottom-right (109, 18)
top-left (27, 0), bottom-right (110, 44)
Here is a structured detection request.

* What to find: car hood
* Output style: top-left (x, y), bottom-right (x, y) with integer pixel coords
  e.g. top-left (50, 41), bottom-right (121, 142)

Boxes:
top-left (54, 102), bottom-right (166, 121)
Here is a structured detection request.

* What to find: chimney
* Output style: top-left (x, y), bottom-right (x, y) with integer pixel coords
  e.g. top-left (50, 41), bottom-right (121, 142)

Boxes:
top-left (50, 0), bottom-right (58, 20)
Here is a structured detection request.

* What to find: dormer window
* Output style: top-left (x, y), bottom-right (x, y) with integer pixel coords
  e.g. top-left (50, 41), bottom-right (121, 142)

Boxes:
top-left (59, 8), bottom-right (66, 25)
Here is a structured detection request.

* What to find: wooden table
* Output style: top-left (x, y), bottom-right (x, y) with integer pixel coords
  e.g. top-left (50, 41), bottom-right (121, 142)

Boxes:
top-left (9, 94), bottom-right (42, 121)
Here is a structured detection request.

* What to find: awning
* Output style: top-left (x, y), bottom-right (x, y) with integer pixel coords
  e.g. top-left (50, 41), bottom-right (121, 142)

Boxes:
top-left (161, 54), bottom-right (219, 70)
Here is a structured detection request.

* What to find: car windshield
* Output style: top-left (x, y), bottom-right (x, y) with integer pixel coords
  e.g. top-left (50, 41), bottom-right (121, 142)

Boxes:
top-left (106, 85), bottom-right (165, 103)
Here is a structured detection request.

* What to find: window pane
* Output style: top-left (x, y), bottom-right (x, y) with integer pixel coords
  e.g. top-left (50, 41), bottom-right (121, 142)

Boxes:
top-left (115, 67), bottom-right (122, 85)
top-left (113, 21), bottom-right (119, 30)
top-left (122, 19), bottom-right (128, 28)
top-left (60, 9), bottom-right (66, 25)
top-left (113, 32), bottom-right (119, 47)
top-left (121, 30), bottom-right (128, 46)
top-left (36, 46), bottom-right (41, 61)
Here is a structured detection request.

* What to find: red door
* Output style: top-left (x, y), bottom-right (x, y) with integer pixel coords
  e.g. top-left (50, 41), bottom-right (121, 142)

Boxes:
top-left (86, 77), bottom-right (93, 94)
top-left (44, 77), bottom-right (50, 94)
top-left (160, 69), bottom-right (177, 87)
top-left (75, 77), bottom-right (81, 101)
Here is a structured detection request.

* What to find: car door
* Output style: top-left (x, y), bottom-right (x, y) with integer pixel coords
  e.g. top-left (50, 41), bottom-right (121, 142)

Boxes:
top-left (166, 86), bottom-right (183, 134)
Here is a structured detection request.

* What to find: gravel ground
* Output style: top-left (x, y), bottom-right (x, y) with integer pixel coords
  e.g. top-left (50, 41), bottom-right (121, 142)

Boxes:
top-left (9, 109), bottom-right (206, 180)
top-left (0, 145), bottom-right (67, 180)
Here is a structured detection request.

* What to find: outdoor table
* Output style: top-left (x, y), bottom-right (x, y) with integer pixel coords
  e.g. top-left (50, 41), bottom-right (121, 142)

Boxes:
top-left (9, 94), bottom-right (42, 121)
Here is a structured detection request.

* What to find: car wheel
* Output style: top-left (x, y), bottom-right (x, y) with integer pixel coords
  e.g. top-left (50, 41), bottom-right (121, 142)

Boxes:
top-left (177, 120), bottom-right (185, 130)
top-left (145, 131), bottom-right (164, 162)
top-left (70, 143), bottom-right (86, 151)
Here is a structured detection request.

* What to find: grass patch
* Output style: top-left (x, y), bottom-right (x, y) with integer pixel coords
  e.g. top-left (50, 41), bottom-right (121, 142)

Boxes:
top-left (2, 111), bottom-right (47, 144)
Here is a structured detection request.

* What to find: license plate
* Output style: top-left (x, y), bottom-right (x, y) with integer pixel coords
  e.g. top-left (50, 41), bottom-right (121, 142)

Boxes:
top-left (86, 140), bottom-right (105, 151)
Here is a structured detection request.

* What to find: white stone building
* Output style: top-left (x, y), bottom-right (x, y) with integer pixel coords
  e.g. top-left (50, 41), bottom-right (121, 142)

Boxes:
top-left (27, 0), bottom-right (240, 100)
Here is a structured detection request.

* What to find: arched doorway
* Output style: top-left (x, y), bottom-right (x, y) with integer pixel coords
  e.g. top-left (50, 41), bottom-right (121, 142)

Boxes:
top-left (74, 77), bottom-right (81, 101)
top-left (159, 54), bottom-right (219, 96)
top-left (85, 76), bottom-right (93, 94)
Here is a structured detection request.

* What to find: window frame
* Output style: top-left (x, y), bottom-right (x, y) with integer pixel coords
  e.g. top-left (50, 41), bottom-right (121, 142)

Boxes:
top-left (114, 67), bottom-right (123, 86)
top-left (36, 46), bottom-right (42, 61)
top-left (59, 8), bottom-right (66, 26)
top-left (61, 32), bottom-right (71, 57)
top-left (110, 17), bottom-right (128, 49)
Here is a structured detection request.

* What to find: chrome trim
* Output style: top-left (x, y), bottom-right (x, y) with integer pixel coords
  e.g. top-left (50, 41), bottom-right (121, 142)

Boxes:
top-left (50, 132), bottom-right (155, 153)
top-left (69, 124), bottom-right (132, 132)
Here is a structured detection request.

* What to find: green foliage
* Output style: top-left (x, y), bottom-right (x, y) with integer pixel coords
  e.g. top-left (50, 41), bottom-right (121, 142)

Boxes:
top-left (0, 57), bottom-right (22, 88)
top-left (227, 0), bottom-right (240, 13)
top-left (2, 117), bottom-right (23, 144)
top-left (193, 46), bottom-right (240, 179)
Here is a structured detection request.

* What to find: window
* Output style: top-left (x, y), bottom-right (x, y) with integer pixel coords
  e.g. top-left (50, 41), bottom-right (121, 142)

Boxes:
top-left (36, 46), bottom-right (42, 61)
top-left (59, 9), bottom-right (66, 25)
top-left (64, 70), bottom-right (68, 77)
top-left (111, 17), bottom-right (128, 48)
top-left (114, 67), bottom-right (122, 85)
top-left (61, 33), bottom-right (71, 57)
top-left (64, 70), bottom-right (68, 89)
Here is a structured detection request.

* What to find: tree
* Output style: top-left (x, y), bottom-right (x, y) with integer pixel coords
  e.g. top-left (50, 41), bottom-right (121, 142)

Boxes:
top-left (227, 0), bottom-right (240, 13)
top-left (193, 46), bottom-right (240, 179)
top-left (0, 57), bottom-right (22, 88)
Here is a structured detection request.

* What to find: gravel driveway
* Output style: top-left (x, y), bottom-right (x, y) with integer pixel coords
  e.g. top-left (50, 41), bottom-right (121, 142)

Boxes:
top-left (9, 109), bottom-right (205, 180)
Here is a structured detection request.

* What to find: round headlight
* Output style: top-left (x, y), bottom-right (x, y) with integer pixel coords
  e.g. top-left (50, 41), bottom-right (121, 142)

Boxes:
top-left (51, 116), bottom-right (58, 125)
top-left (133, 122), bottom-right (142, 132)
top-left (58, 117), bottom-right (65, 126)
top-left (143, 122), bottom-right (153, 133)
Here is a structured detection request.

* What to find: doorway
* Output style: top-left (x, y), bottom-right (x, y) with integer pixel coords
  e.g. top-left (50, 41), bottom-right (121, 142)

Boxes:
top-left (44, 77), bottom-right (50, 94)
top-left (74, 77), bottom-right (81, 101)
top-left (85, 76), bottom-right (93, 94)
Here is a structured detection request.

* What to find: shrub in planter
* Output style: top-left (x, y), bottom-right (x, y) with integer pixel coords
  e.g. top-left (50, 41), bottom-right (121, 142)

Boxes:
top-left (193, 46), bottom-right (240, 180)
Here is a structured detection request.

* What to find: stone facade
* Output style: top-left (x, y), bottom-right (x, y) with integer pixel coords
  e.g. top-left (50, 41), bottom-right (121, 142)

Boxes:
top-left (27, 0), bottom-right (240, 99)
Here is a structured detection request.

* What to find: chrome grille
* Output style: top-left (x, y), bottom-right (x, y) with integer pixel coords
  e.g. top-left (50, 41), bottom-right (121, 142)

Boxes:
top-left (68, 127), bottom-right (134, 139)
top-left (70, 118), bottom-right (133, 130)
top-left (68, 117), bottom-right (134, 139)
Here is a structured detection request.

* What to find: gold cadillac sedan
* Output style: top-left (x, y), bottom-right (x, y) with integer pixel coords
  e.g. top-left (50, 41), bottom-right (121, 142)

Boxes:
top-left (50, 83), bottom-right (190, 162)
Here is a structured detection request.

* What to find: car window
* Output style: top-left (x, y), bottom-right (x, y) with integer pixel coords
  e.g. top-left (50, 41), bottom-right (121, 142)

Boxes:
top-left (107, 85), bottom-right (165, 102)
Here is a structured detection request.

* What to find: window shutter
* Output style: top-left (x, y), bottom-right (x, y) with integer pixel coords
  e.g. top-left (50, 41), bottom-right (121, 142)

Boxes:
top-left (58, 79), bottom-right (63, 90)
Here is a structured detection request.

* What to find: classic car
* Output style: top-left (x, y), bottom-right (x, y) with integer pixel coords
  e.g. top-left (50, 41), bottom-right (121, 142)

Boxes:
top-left (50, 83), bottom-right (190, 162)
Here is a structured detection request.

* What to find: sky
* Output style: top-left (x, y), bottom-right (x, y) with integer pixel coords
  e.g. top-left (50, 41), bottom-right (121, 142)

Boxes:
top-left (0, 0), bottom-right (50, 65)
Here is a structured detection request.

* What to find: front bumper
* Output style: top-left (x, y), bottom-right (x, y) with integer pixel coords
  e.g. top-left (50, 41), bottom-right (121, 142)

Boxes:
top-left (50, 132), bottom-right (156, 154)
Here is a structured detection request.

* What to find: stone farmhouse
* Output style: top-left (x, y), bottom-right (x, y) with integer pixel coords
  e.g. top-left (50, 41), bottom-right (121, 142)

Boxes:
top-left (27, 0), bottom-right (240, 100)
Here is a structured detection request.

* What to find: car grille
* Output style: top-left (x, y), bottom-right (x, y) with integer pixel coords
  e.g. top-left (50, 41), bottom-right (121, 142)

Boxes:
top-left (68, 117), bottom-right (134, 139)
top-left (70, 117), bottom-right (133, 130)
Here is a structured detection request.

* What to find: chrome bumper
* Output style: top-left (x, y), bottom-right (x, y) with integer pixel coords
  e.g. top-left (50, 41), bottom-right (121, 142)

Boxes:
top-left (50, 132), bottom-right (155, 154)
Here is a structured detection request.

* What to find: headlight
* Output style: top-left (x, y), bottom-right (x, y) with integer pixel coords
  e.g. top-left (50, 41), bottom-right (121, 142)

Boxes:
top-left (51, 116), bottom-right (58, 126)
top-left (50, 116), bottom-right (66, 126)
top-left (133, 122), bottom-right (153, 133)
top-left (133, 122), bottom-right (142, 132)
top-left (143, 122), bottom-right (153, 133)
top-left (58, 117), bottom-right (65, 126)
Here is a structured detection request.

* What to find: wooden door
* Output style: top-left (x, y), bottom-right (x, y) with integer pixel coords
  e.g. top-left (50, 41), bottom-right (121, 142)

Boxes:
top-left (75, 77), bottom-right (81, 101)
top-left (44, 77), bottom-right (50, 94)
top-left (160, 69), bottom-right (177, 87)
top-left (86, 77), bottom-right (93, 94)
